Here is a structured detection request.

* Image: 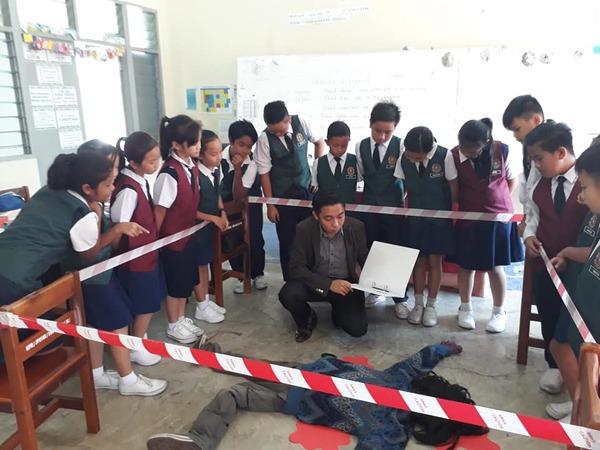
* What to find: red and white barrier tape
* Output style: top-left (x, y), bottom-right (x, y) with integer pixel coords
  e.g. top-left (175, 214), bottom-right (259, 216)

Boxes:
top-left (79, 222), bottom-right (208, 282)
top-left (0, 312), bottom-right (598, 449)
top-left (539, 247), bottom-right (596, 344)
top-left (248, 196), bottom-right (524, 223)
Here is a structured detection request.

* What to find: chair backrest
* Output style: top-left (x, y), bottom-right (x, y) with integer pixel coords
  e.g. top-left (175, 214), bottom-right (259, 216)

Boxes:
top-left (0, 185), bottom-right (30, 202)
top-left (572, 343), bottom-right (600, 433)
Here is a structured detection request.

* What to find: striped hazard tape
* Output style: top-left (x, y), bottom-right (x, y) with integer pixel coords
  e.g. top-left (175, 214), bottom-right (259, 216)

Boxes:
top-left (0, 312), bottom-right (599, 449)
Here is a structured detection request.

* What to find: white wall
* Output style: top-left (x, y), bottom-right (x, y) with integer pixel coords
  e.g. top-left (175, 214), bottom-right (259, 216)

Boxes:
top-left (0, 157), bottom-right (42, 194)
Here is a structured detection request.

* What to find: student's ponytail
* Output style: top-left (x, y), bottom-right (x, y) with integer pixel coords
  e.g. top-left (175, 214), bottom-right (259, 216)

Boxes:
top-left (47, 152), bottom-right (113, 197)
top-left (47, 153), bottom-right (78, 191)
top-left (159, 116), bottom-right (171, 160)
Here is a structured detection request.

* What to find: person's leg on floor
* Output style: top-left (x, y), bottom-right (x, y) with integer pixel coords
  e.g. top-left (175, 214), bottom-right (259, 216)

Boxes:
top-left (330, 289), bottom-right (367, 337)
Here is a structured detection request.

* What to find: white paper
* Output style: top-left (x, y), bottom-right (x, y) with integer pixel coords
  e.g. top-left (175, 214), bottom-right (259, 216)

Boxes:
top-left (52, 87), bottom-right (78, 107)
top-left (47, 52), bottom-right (72, 65)
top-left (218, 119), bottom-right (235, 142)
top-left (33, 110), bottom-right (57, 129)
top-left (22, 43), bottom-right (47, 62)
top-left (36, 64), bottom-right (63, 85)
top-left (351, 241), bottom-right (419, 298)
top-left (55, 109), bottom-right (81, 128)
top-left (29, 86), bottom-right (54, 108)
top-left (58, 129), bottom-right (83, 149)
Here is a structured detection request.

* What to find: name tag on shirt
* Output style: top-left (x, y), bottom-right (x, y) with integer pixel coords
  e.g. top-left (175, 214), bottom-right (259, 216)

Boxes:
top-left (584, 226), bottom-right (597, 237)
top-left (429, 172), bottom-right (443, 179)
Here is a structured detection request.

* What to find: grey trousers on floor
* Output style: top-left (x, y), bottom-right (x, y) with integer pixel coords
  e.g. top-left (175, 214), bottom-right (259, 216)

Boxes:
top-left (187, 381), bottom-right (290, 450)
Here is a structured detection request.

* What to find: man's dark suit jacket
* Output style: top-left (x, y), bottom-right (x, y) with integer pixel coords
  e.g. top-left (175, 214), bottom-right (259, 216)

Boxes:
top-left (288, 216), bottom-right (368, 297)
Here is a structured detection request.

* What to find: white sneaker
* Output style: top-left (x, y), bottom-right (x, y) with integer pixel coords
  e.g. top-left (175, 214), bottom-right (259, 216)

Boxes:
top-left (457, 308), bottom-right (475, 330)
top-left (253, 275), bottom-right (268, 290)
top-left (208, 301), bottom-right (226, 315)
top-left (130, 349), bottom-right (161, 366)
top-left (147, 433), bottom-right (196, 450)
top-left (195, 303), bottom-right (225, 323)
top-left (233, 279), bottom-right (245, 294)
top-left (166, 320), bottom-right (197, 344)
top-left (560, 413), bottom-right (572, 424)
top-left (394, 302), bottom-right (410, 320)
top-left (546, 401), bottom-right (573, 420)
top-left (180, 317), bottom-right (205, 337)
top-left (422, 306), bottom-right (438, 327)
top-left (486, 311), bottom-right (507, 333)
top-left (365, 293), bottom-right (386, 308)
top-left (407, 305), bottom-right (423, 325)
top-left (94, 370), bottom-right (119, 390)
top-left (119, 374), bottom-right (167, 397)
top-left (540, 368), bottom-right (564, 394)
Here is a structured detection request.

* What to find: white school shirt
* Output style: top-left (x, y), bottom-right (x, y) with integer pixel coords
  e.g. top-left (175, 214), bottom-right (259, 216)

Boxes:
top-left (523, 165), bottom-right (578, 241)
top-left (222, 145), bottom-right (259, 189)
top-left (254, 116), bottom-right (321, 175)
top-left (355, 136), bottom-right (394, 178)
top-left (198, 161), bottom-right (223, 188)
top-left (518, 166), bottom-right (542, 218)
top-left (311, 152), bottom-right (363, 188)
top-left (111, 168), bottom-right (149, 223)
top-left (66, 190), bottom-right (100, 252)
top-left (393, 144), bottom-right (458, 181)
top-left (456, 147), bottom-right (516, 180)
top-left (153, 151), bottom-right (195, 209)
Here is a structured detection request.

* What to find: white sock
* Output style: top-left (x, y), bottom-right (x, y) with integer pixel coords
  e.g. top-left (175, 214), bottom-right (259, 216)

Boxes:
top-left (167, 321), bottom-right (179, 331)
top-left (143, 333), bottom-right (148, 339)
top-left (459, 302), bottom-right (472, 312)
top-left (196, 300), bottom-right (209, 311)
top-left (492, 306), bottom-right (505, 315)
top-left (427, 297), bottom-right (437, 307)
top-left (92, 366), bottom-right (104, 380)
top-left (414, 294), bottom-right (424, 307)
top-left (205, 294), bottom-right (211, 302)
top-left (120, 371), bottom-right (137, 386)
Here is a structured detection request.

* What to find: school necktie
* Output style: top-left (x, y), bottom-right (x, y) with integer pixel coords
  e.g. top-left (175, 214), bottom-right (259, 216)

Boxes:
top-left (418, 162), bottom-right (426, 178)
top-left (284, 133), bottom-right (295, 155)
top-left (333, 157), bottom-right (343, 181)
top-left (187, 167), bottom-right (196, 192)
top-left (554, 175), bottom-right (567, 214)
top-left (373, 144), bottom-right (381, 169)
top-left (213, 168), bottom-right (220, 192)
top-left (145, 180), bottom-right (154, 207)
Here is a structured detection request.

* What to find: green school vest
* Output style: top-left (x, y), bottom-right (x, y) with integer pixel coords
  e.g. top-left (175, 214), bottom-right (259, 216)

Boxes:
top-left (195, 167), bottom-right (220, 243)
top-left (359, 137), bottom-right (404, 206)
top-left (220, 157), bottom-right (261, 203)
top-left (266, 115), bottom-right (311, 197)
top-left (0, 187), bottom-right (91, 292)
top-left (562, 212), bottom-right (599, 294)
top-left (316, 153), bottom-right (358, 204)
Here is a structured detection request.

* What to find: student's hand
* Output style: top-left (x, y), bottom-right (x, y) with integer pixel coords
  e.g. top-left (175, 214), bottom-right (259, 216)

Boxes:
top-left (221, 211), bottom-right (229, 229)
top-left (524, 236), bottom-right (542, 258)
top-left (212, 215), bottom-right (228, 231)
top-left (549, 256), bottom-right (568, 272)
top-left (310, 185), bottom-right (319, 194)
top-left (231, 154), bottom-right (245, 170)
top-left (518, 220), bottom-right (527, 237)
top-left (329, 280), bottom-right (352, 296)
top-left (267, 204), bottom-right (279, 223)
top-left (116, 222), bottom-right (149, 237)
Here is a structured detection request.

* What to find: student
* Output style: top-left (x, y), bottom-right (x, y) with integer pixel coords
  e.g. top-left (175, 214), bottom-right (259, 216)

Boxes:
top-left (452, 118), bottom-right (523, 333)
top-left (523, 122), bottom-right (589, 398)
top-left (355, 101), bottom-right (408, 316)
top-left (545, 144), bottom-right (600, 421)
top-left (111, 132), bottom-right (166, 367)
top-left (220, 120), bottom-right (268, 294)
top-left (191, 130), bottom-right (227, 324)
top-left (311, 120), bottom-right (360, 204)
top-left (154, 115), bottom-right (205, 344)
top-left (394, 126), bottom-right (458, 327)
top-left (502, 95), bottom-right (545, 235)
top-left (254, 100), bottom-right (325, 281)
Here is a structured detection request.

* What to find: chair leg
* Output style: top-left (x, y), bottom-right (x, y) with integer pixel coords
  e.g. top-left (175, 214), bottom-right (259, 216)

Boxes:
top-left (13, 400), bottom-right (39, 450)
top-left (243, 247), bottom-right (251, 294)
top-left (517, 259), bottom-right (534, 365)
top-left (79, 340), bottom-right (100, 433)
top-left (212, 260), bottom-right (224, 307)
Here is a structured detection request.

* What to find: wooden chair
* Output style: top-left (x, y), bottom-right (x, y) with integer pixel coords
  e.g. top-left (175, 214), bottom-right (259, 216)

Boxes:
top-left (569, 343), bottom-right (600, 450)
top-left (209, 199), bottom-right (251, 306)
top-left (517, 255), bottom-right (545, 365)
top-left (0, 272), bottom-right (99, 450)
top-left (0, 186), bottom-right (30, 203)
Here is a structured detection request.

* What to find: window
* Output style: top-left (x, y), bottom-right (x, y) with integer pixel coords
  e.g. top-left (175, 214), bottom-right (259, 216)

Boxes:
top-left (17, 0), bottom-right (69, 30)
top-left (132, 51), bottom-right (161, 139)
top-left (75, 0), bottom-right (121, 43)
top-left (127, 5), bottom-right (157, 50)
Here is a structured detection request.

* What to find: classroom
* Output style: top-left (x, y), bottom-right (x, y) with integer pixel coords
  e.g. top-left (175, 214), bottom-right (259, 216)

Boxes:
top-left (1, 0), bottom-right (600, 449)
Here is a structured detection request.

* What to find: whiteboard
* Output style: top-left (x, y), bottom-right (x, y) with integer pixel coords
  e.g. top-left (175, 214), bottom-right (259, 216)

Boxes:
top-left (237, 47), bottom-right (600, 169)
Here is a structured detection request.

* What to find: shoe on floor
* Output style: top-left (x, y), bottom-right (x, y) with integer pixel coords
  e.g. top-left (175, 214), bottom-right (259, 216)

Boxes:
top-left (295, 309), bottom-right (318, 343)
top-left (486, 311), bottom-right (507, 333)
top-left (546, 400), bottom-right (573, 420)
top-left (422, 305), bottom-right (438, 327)
top-left (365, 293), bottom-right (386, 308)
top-left (233, 279), bottom-right (245, 294)
top-left (94, 370), bottom-right (119, 390)
top-left (208, 301), bottom-right (226, 315)
top-left (394, 302), bottom-right (410, 320)
top-left (119, 374), bottom-right (167, 397)
top-left (560, 413), bottom-right (572, 424)
top-left (146, 433), bottom-right (199, 450)
top-left (540, 368), bottom-right (564, 394)
top-left (166, 320), bottom-right (197, 344)
top-left (254, 275), bottom-right (268, 290)
top-left (195, 303), bottom-right (225, 323)
top-left (407, 304), bottom-right (423, 325)
top-left (130, 349), bottom-right (161, 366)
top-left (457, 308), bottom-right (475, 330)
top-left (180, 317), bottom-right (205, 337)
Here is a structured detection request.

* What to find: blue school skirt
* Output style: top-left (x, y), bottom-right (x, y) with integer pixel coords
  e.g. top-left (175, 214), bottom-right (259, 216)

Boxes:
top-left (160, 239), bottom-right (200, 298)
top-left (448, 221), bottom-right (524, 271)
top-left (405, 217), bottom-right (455, 256)
top-left (82, 272), bottom-right (133, 331)
top-left (115, 262), bottom-right (166, 315)
top-left (192, 222), bottom-right (216, 266)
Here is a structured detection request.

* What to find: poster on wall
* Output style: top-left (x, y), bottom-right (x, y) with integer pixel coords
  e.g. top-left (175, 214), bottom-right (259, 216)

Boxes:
top-left (29, 86), bottom-right (54, 108)
top-left (35, 64), bottom-right (63, 85)
top-left (185, 88), bottom-right (197, 111)
top-left (199, 86), bottom-right (233, 114)
top-left (32, 110), bottom-right (57, 130)
top-left (58, 129), bottom-right (83, 150)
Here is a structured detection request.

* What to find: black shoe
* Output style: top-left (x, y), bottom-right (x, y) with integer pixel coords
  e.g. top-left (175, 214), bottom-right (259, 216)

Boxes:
top-left (295, 309), bottom-right (318, 343)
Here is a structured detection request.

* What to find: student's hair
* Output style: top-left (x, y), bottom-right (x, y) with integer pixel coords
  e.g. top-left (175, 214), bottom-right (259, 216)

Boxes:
top-left (77, 139), bottom-right (123, 171)
top-left (410, 372), bottom-right (489, 450)
top-left (228, 119), bottom-right (258, 144)
top-left (327, 121), bottom-right (351, 139)
top-left (312, 191), bottom-right (345, 214)
top-left (116, 132), bottom-right (159, 165)
top-left (458, 119), bottom-right (494, 180)
top-left (502, 95), bottom-right (544, 129)
top-left (47, 152), bottom-right (113, 196)
top-left (369, 101), bottom-right (401, 125)
top-left (263, 100), bottom-right (289, 125)
top-left (576, 144), bottom-right (600, 184)
top-left (200, 130), bottom-right (220, 153)
top-left (524, 121), bottom-right (574, 155)
top-left (158, 115), bottom-right (202, 160)
top-left (590, 135), bottom-right (600, 147)
top-left (404, 126), bottom-right (435, 153)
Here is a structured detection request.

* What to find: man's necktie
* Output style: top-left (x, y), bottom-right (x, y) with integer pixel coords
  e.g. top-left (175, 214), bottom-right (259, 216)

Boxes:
top-left (334, 157), bottom-right (342, 181)
top-left (418, 162), bottom-right (426, 178)
top-left (373, 144), bottom-right (381, 169)
top-left (554, 175), bottom-right (566, 214)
